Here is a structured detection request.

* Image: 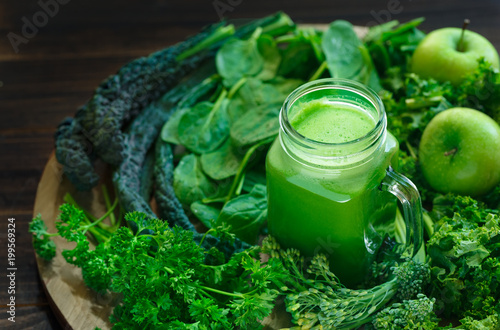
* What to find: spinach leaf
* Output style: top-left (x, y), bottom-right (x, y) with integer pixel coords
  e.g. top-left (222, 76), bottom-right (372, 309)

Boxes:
top-left (242, 168), bottom-right (267, 193)
top-left (269, 76), bottom-right (304, 96)
top-left (256, 34), bottom-right (281, 81)
top-left (217, 184), bottom-right (268, 244)
top-left (178, 91), bottom-right (230, 154)
top-left (322, 20), bottom-right (382, 91)
top-left (278, 28), bottom-right (323, 80)
top-left (227, 96), bottom-right (247, 124)
top-left (200, 138), bottom-right (245, 180)
top-left (161, 76), bottom-right (219, 145)
top-left (216, 29), bottom-right (265, 87)
top-left (190, 201), bottom-right (222, 228)
top-left (227, 78), bottom-right (301, 122)
top-left (173, 154), bottom-right (217, 207)
top-left (161, 106), bottom-right (189, 144)
top-left (230, 102), bottom-right (281, 147)
top-left (216, 28), bottom-right (282, 87)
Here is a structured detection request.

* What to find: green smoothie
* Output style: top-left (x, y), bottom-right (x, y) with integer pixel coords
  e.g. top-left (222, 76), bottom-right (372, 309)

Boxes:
top-left (291, 97), bottom-right (376, 143)
top-left (266, 97), bottom-right (398, 287)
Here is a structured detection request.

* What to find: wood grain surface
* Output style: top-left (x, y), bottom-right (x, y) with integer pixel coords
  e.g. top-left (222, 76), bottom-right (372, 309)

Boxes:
top-left (1, 1), bottom-right (500, 328)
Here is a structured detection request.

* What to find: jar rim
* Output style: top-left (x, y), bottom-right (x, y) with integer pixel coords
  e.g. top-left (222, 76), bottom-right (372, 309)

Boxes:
top-left (280, 78), bottom-right (386, 148)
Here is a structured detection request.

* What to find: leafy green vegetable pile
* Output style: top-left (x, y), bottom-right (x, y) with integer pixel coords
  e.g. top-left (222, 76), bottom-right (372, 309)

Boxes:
top-left (32, 13), bottom-right (500, 329)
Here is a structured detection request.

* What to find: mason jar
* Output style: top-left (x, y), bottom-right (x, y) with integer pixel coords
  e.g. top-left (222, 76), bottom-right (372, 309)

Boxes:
top-left (266, 78), bottom-right (423, 287)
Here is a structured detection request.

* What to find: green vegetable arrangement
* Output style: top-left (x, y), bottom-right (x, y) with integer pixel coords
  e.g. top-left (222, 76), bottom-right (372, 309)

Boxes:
top-left (31, 13), bottom-right (500, 329)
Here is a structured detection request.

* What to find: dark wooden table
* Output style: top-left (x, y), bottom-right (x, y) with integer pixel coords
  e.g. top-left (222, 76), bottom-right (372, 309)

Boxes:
top-left (1, 0), bottom-right (499, 328)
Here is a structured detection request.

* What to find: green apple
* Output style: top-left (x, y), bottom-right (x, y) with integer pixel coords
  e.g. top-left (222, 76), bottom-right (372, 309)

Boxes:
top-left (411, 28), bottom-right (500, 85)
top-left (419, 107), bottom-right (500, 196)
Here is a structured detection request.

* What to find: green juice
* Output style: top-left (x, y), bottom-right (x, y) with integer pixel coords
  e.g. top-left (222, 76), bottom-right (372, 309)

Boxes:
top-left (266, 97), bottom-right (398, 287)
top-left (291, 98), bottom-right (376, 143)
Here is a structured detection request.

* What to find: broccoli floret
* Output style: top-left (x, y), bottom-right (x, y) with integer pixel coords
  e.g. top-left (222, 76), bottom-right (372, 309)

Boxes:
top-left (394, 258), bottom-right (431, 301)
top-left (372, 293), bottom-right (439, 329)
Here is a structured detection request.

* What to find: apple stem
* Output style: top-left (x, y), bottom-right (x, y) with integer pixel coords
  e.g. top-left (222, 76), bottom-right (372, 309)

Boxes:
top-left (457, 19), bottom-right (470, 52)
top-left (444, 148), bottom-right (458, 157)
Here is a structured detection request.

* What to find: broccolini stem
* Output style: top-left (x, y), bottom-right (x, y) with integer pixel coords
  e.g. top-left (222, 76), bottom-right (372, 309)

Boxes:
top-left (341, 282), bottom-right (398, 329)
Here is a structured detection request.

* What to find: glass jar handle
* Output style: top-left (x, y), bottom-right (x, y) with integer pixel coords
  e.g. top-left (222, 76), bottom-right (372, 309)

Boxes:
top-left (380, 166), bottom-right (423, 256)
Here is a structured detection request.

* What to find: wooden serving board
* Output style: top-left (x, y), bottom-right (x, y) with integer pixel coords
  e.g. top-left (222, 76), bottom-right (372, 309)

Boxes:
top-left (33, 24), bottom-right (369, 330)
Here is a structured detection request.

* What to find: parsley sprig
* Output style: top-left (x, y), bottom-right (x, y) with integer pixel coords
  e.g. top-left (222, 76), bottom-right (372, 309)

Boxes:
top-left (30, 200), bottom-right (289, 329)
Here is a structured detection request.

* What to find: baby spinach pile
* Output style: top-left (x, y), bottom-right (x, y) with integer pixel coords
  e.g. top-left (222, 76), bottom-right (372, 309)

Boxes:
top-left (162, 26), bottom-right (307, 243)
top-left (32, 13), bottom-right (500, 329)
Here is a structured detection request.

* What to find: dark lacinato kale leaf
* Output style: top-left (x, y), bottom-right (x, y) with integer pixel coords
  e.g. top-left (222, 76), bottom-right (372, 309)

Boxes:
top-left (55, 23), bottom-right (226, 191)
top-left (56, 12), bottom-right (293, 191)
